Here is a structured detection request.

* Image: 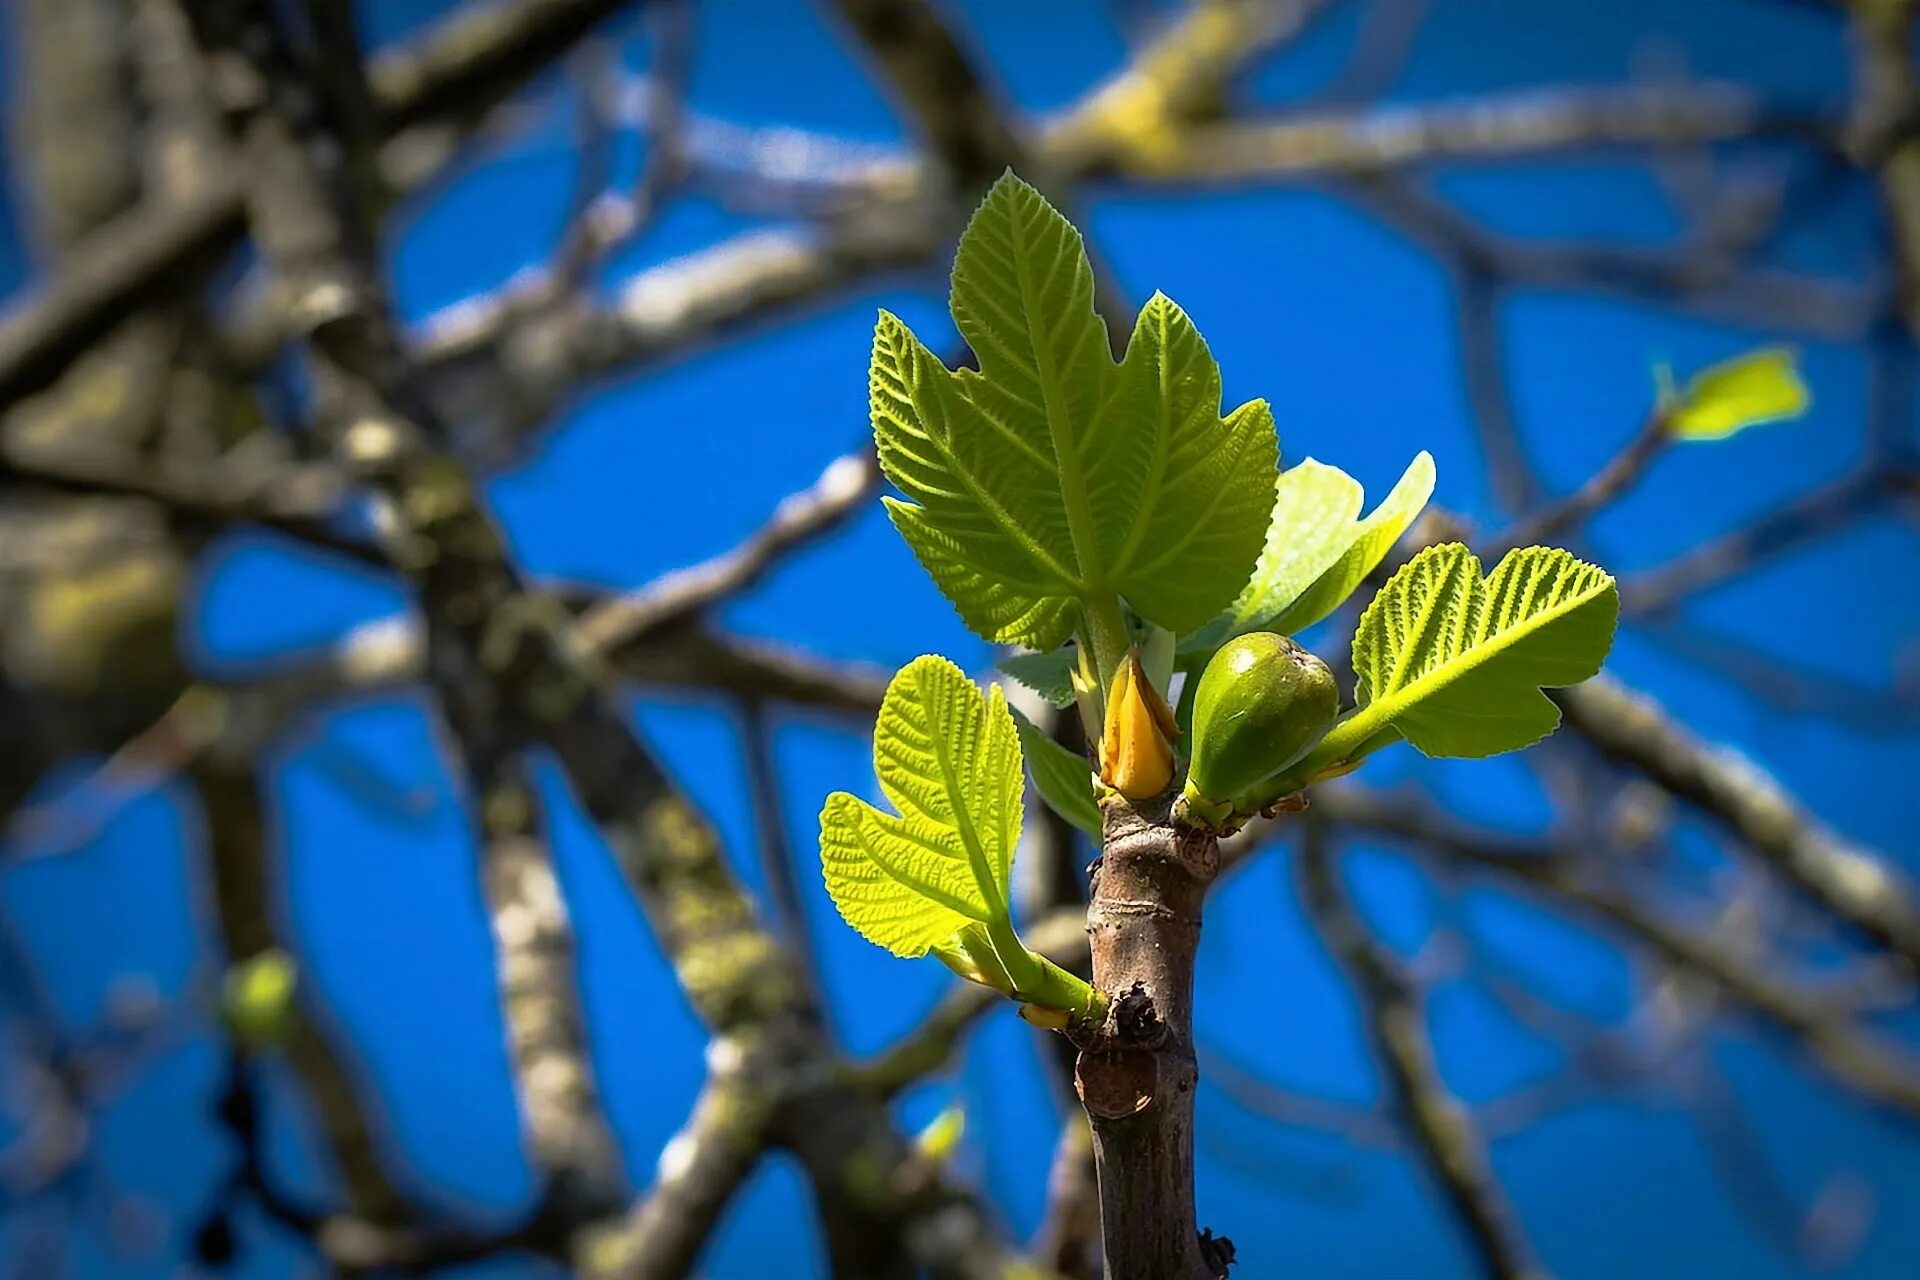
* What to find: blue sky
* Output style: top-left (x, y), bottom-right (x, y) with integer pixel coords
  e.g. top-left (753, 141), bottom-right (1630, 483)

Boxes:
top-left (2, 1), bottom-right (1918, 1276)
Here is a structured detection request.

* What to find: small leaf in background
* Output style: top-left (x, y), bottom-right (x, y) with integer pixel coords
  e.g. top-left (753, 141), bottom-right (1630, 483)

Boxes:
top-left (872, 173), bottom-right (1277, 650)
top-left (1299, 544), bottom-right (1617, 772)
top-left (224, 949), bottom-right (299, 1049)
top-left (915, 1103), bottom-right (967, 1162)
top-left (1010, 706), bottom-right (1101, 837)
top-left (818, 655), bottom-right (1022, 956)
top-left (998, 648), bottom-right (1079, 708)
top-left (1185, 452), bottom-right (1434, 652)
top-left (1662, 347), bottom-right (1809, 441)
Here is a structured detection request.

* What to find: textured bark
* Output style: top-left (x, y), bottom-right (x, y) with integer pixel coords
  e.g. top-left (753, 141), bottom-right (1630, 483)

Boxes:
top-left (1078, 794), bottom-right (1224, 1280)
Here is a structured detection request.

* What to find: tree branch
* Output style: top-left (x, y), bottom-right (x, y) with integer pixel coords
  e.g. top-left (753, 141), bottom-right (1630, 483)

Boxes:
top-left (1554, 674), bottom-right (1920, 970)
top-left (1298, 822), bottom-right (1545, 1280)
top-left (1313, 784), bottom-right (1920, 1122)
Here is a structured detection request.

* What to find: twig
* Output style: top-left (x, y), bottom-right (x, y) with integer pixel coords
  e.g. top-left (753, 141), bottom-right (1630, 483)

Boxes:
top-left (826, 0), bottom-right (1027, 193)
top-left (1635, 618), bottom-right (1920, 735)
top-left (1298, 821), bottom-right (1546, 1280)
top-left (1454, 266), bottom-right (1544, 514)
top-left (575, 449), bottom-right (879, 657)
top-left (1030, 1117), bottom-right (1101, 1280)
top-left (1841, 0), bottom-right (1920, 346)
top-left (1489, 412), bottom-right (1670, 554)
top-left (1553, 675), bottom-right (1920, 971)
top-left (1621, 467), bottom-right (1914, 616)
top-left (573, 1054), bottom-right (770, 1280)
top-left (739, 700), bottom-right (820, 998)
top-left (189, 759), bottom-right (413, 1228)
top-left (1113, 85), bottom-right (1827, 181)
top-left (1313, 784), bottom-right (1920, 1121)
top-left (854, 910), bottom-right (1089, 1096)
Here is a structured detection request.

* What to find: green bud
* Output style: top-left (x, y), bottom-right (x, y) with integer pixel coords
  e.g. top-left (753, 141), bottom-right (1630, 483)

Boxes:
top-left (914, 1103), bottom-right (967, 1161)
top-left (1180, 632), bottom-right (1338, 826)
top-left (223, 949), bottom-right (299, 1049)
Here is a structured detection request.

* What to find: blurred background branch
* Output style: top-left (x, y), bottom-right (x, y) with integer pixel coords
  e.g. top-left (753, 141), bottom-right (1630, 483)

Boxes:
top-left (0, 0), bottom-right (1915, 1277)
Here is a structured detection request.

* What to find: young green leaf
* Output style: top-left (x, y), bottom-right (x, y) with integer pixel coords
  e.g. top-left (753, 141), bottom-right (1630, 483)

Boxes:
top-left (915, 1104), bottom-right (967, 1162)
top-left (1296, 544), bottom-right (1617, 774)
top-left (1662, 346), bottom-right (1809, 441)
top-left (818, 655), bottom-right (1021, 956)
top-left (872, 172), bottom-right (1277, 651)
top-left (998, 648), bottom-right (1078, 708)
top-left (223, 949), bottom-right (299, 1049)
top-left (1010, 706), bottom-right (1101, 838)
top-left (1184, 452), bottom-right (1434, 651)
top-left (818, 654), bottom-right (1104, 1021)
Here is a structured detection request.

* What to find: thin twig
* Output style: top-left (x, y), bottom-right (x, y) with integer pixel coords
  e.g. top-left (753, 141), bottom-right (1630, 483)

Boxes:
top-left (1298, 820), bottom-right (1547, 1280)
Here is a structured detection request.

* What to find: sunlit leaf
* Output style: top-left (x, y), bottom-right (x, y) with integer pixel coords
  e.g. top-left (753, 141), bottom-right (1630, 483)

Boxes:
top-left (873, 173), bottom-right (1276, 649)
top-left (1663, 347), bottom-right (1809, 441)
top-left (1185, 452), bottom-right (1434, 651)
top-left (1294, 544), bottom-right (1617, 774)
top-left (818, 655), bottom-right (1022, 956)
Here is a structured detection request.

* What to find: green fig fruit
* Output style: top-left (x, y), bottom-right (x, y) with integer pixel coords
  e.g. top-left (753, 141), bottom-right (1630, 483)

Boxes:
top-left (1180, 632), bottom-right (1338, 826)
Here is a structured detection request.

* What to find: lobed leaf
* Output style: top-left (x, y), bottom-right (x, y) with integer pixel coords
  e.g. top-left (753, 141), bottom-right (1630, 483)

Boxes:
top-left (819, 655), bottom-right (1023, 956)
top-left (872, 173), bottom-right (1277, 649)
top-left (1305, 543), bottom-right (1617, 769)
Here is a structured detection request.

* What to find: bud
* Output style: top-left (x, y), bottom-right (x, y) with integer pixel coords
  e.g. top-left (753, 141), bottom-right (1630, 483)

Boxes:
top-left (914, 1104), bottom-right (967, 1161)
top-left (1098, 650), bottom-right (1179, 800)
top-left (223, 949), bottom-right (299, 1050)
top-left (1180, 632), bottom-right (1338, 826)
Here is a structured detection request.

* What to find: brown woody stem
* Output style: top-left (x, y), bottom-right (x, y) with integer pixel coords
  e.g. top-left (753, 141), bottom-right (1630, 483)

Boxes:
top-left (1077, 793), bottom-right (1228, 1280)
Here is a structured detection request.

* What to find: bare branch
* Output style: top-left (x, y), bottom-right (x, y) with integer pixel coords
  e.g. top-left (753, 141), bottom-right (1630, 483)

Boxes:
top-left (576, 449), bottom-right (879, 658)
top-left (0, 0), bottom-right (639, 411)
top-left (824, 0), bottom-right (1027, 192)
top-left (1621, 466), bottom-right (1916, 616)
top-left (1045, 0), bottom-right (1338, 171)
top-left (575, 1053), bottom-right (769, 1280)
top-left (739, 700), bottom-right (821, 997)
top-left (1313, 784), bottom-right (1920, 1122)
top-left (189, 759), bottom-right (413, 1227)
top-left (1030, 1117), bottom-right (1101, 1280)
top-left (1298, 823), bottom-right (1546, 1280)
top-left (471, 760), bottom-right (626, 1217)
top-left (368, 0), bottom-right (637, 137)
top-left (1111, 85), bottom-right (1827, 182)
top-left (0, 438), bottom-right (377, 566)
top-left (1554, 674), bottom-right (1920, 970)
top-left (855, 910), bottom-right (1090, 1096)
top-left (1842, 0), bottom-right (1920, 346)
top-left (0, 179), bottom-right (243, 411)
top-left (1489, 411), bottom-right (1669, 555)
